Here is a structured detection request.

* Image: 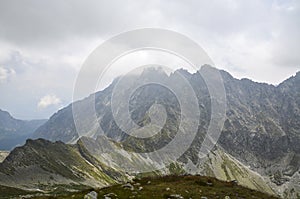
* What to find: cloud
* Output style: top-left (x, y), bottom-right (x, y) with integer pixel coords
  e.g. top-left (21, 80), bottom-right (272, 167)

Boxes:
top-left (37, 94), bottom-right (61, 109)
top-left (0, 0), bottom-right (155, 46)
top-left (0, 66), bottom-right (16, 83)
top-left (0, 0), bottom-right (299, 119)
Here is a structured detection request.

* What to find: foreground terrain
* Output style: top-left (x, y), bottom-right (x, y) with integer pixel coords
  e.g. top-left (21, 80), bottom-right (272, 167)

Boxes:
top-left (0, 175), bottom-right (279, 199)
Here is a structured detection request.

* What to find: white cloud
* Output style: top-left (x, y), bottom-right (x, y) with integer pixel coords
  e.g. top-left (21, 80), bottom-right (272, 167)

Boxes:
top-left (37, 94), bottom-right (61, 109)
top-left (0, 66), bottom-right (15, 83)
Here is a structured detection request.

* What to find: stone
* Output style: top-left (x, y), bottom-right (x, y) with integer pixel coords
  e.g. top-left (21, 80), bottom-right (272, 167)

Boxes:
top-left (84, 191), bottom-right (97, 199)
top-left (170, 194), bottom-right (184, 199)
top-left (122, 183), bottom-right (134, 190)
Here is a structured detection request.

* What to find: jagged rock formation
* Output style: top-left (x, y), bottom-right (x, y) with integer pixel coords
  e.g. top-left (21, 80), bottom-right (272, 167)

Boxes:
top-left (218, 71), bottom-right (300, 198)
top-left (3, 66), bottom-right (300, 198)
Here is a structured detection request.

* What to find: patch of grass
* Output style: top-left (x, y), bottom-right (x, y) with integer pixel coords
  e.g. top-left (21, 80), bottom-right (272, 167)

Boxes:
top-left (31, 175), bottom-right (280, 199)
top-left (0, 185), bottom-right (40, 199)
top-left (168, 162), bottom-right (185, 175)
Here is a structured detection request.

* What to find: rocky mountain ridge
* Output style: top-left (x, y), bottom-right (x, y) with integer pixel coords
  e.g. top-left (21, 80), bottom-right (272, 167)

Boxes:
top-left (1, 66), bottom-right (299, 198)
top-left (0, 136), bottom-right (276, 197)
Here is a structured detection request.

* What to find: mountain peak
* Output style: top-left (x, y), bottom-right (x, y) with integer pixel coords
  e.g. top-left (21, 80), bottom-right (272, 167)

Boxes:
top-left (278, 70), bottom-right (300, 88)
top-left (139, 66), bottom-right (168, 79)
top-left (0, 109), bottom-right (13, 119)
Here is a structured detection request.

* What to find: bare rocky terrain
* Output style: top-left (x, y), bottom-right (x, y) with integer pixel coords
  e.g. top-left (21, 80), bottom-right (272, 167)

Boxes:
top-left (0, 66), bottom-right (299, 198)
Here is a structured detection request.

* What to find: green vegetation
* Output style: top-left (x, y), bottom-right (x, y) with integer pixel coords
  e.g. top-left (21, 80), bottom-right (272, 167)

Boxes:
top-left (168, 162), bottom-right (185, 175)
top-left (30, 175), bottom-right (279, 199)
top-left (0, 185), bottom-right (40, 199)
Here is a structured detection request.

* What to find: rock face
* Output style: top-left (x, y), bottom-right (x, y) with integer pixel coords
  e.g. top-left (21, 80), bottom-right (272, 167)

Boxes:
top-left (0, 109), bottom-right (46, 150)
top-left (218, 71), bottom-right (300, 198)
top-left (0, 151), bottom-right (9, 162)
top-left (5, 66), bottom-right (300, 197)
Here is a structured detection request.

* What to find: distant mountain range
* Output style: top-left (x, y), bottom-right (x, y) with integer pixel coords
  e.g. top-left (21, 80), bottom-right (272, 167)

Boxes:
top-left (0, 109), bottom-right (46, 150)
top-left (0, 66), bottom-right (299, 198)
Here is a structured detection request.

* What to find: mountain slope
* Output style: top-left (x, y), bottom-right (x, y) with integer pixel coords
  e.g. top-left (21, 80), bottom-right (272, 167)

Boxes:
top-left (0, 138), bottom-right (127, 192)
top-left (0, 137), bottom-right (277, 197)
top-left (0, 109), bottom-right (46, 150)
top-left (0, 151), bottom-right (9, 163)
top-left (11, 66), bottom-right (300, 197)
top-left (218, 71), bottom-right (300, 198)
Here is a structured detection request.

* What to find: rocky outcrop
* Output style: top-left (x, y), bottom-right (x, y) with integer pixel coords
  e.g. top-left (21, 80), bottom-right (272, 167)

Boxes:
top-left (0, 151), bottom-right (9, 162)
top-left (15, 66), bottom-right (300, 197)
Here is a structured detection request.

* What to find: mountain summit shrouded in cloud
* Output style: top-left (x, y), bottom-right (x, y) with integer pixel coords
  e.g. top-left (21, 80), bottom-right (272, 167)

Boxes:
top-left (0, 0), bottom-right (299, 119)
top-left (0, 1), bottom-right (299, 198)
top-left (0, 67), bottom-right (298, 198)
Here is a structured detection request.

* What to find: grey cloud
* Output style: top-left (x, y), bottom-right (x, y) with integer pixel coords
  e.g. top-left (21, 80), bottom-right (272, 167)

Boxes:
top-left (0, 0), bottom-right (299, 119)
top-left (0, 0), bottom-right (158, 46)
top-left (270, 0), bottom-right (300, 68)
top-left (0, 1), bottom-right (277, 44)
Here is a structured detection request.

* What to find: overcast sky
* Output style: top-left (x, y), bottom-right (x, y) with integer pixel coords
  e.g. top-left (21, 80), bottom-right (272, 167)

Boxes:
top-left (0, 0), bottom-right (299, 120)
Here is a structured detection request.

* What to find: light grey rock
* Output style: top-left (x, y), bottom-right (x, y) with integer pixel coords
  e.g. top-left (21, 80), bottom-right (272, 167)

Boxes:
top-left (84, 191), bottom-right (97, 199)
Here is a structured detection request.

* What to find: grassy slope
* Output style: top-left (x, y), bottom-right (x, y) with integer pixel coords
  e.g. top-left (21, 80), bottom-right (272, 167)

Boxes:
top-left (200, 148), bottom-right (276, 195)
top-left (0, 139), bottom-right (125, 189)
top-left (31, 175), bottom-right (279, 199)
